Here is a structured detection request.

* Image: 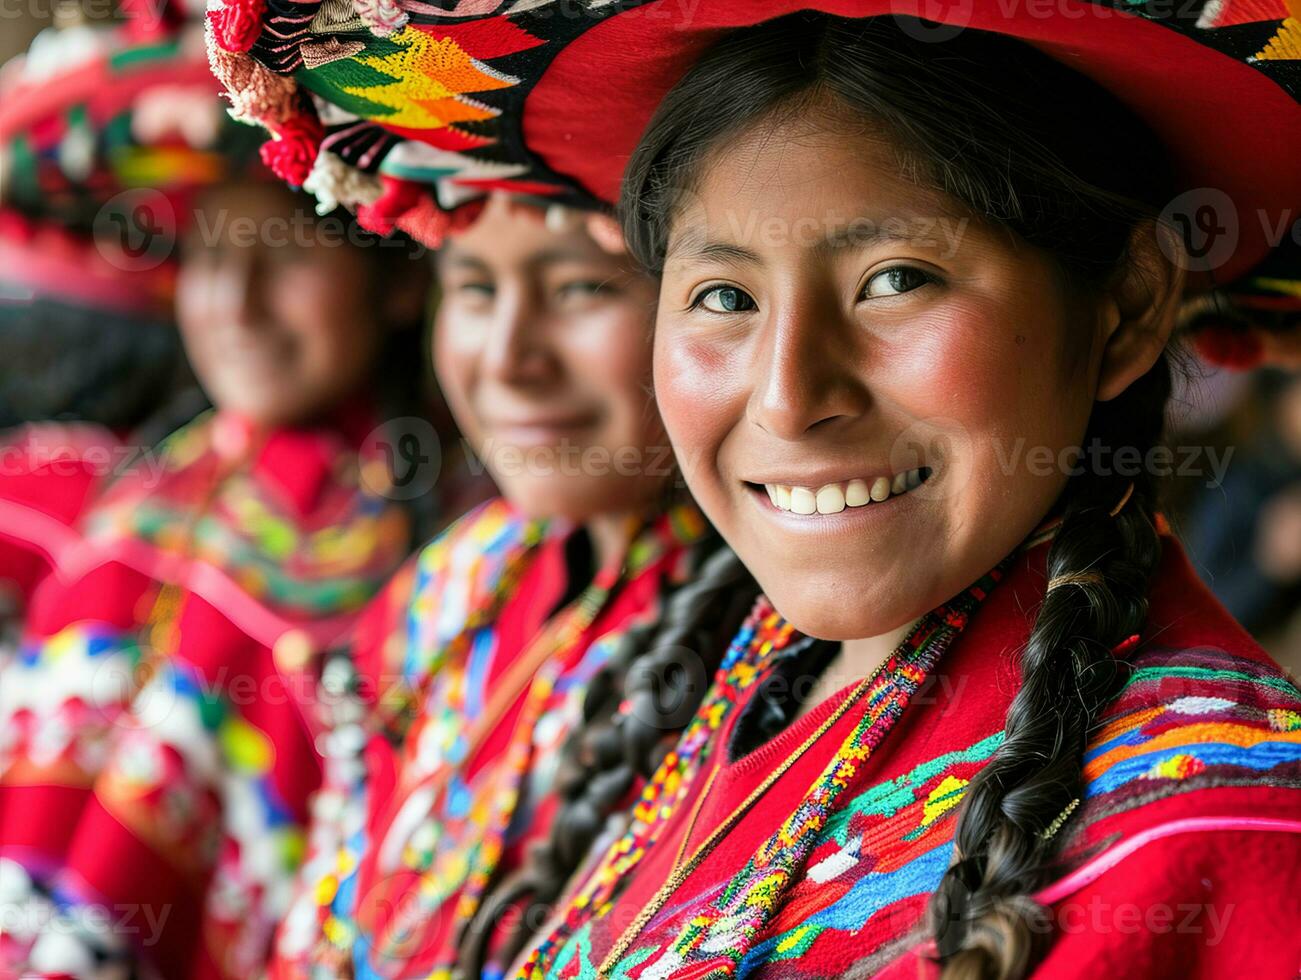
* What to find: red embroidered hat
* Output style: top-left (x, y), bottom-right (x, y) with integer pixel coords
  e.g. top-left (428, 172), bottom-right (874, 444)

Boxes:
top-left (0, 12), bottom-right (265, 239)
top-left (0, 7), bottom-right (277, 333)
top-left (206, 0), bottom-right (1301, 363)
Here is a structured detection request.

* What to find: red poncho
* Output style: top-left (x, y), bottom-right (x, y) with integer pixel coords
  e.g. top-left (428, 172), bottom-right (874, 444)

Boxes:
top-left (522, 527), bottom-right (1301, 979)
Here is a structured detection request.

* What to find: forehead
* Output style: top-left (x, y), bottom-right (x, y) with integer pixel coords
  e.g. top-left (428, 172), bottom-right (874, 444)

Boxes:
top-left (440, 196), bottom-right (604, 270)
top-left (671, 104), bottom-right (974, 255)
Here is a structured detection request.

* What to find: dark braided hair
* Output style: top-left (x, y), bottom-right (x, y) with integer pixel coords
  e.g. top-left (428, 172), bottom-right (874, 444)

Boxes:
top-left (463, 15), bottom-right (1187, 977)
top-left (457, 535), bottom-right (757, 973)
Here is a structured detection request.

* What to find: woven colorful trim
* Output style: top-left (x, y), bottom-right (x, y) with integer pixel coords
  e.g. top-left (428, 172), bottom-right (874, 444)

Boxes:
top-left (521, 560), bottom-right (1010, 978)
top-left (273, 500), bottom-right (709, 976)
top-left (80, 412), bottom-right (412, 621)
top-left (518, 644), bottom-right (1301, 979)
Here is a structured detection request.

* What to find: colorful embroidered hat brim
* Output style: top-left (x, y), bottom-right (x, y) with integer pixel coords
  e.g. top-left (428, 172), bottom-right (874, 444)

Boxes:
top-left (0, 19), bottom-right (263, 232)
top-left (209, 0), bottom-right (1301, 361)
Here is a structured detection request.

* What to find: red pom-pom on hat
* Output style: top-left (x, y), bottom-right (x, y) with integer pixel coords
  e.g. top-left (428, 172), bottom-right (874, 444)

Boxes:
top-left (395, 194), bottom-right (487, 248)
top-left (355, 176), bottom-right (425, 237)
top-left (209, 0), bottom-right (266, 53)
top-left (259, 113), bottom-right (324, 187)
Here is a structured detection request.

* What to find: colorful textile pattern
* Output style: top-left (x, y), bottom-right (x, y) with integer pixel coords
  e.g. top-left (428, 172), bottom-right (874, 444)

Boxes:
top-left (274, 498), bottom-right (550, 972)
top-left (83, 411), bottom-right (411, 623)
top-left (206, 0), bottom-right (1299, 252)
top-left (0, 409), bottom-right (416, 978)
top-left (522, 562), bottom-right (1009, 980)
top-left (752, 648), bottom-right (1301, 979)
top-left (1071, 646), bottom-right (1301, 832)
top-left (0, 21), bottom-right (259, 236)
top-left (269, 499), bottom-right (710, 979)
top-left (519, 536), bottom-right (1301, 980)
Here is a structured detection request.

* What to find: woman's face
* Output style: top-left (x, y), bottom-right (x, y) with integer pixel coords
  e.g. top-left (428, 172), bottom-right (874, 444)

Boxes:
top-left (433, 195), bottom-right (668, 522)
top-left (654, 106), bottom-right (1113, 640)
top-left (177, 183), bottom-right (385, 428)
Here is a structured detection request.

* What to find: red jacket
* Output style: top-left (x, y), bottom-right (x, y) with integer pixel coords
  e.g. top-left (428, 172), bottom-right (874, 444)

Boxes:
top-left (522, 528), bottom-right (1301, 979)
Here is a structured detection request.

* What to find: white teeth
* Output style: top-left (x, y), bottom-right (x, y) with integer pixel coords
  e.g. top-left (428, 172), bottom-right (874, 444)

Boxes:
top-left (845, 479), bottom-right (870, 507)
top-left (762, 468), bottom-right (926, 515)
top-left (790, 487), bottom-right (817, 515)
top-left (815, 484), bottom-right (846, 515)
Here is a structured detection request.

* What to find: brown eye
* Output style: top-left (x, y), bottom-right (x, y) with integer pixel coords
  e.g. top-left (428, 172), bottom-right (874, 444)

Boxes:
top-left (862, 266), bottom-right (935, 299)
top-left (557, 280), bottom-right (608, 301)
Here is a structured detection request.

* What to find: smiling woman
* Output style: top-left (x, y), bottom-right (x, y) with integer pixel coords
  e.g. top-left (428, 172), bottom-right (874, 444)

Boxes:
top-left (432, 194), bottom-right (669, 527)
top-left (200, 0), bottom-right (1301, 977)
top-left (489, 11), bottom-right (1298, 980)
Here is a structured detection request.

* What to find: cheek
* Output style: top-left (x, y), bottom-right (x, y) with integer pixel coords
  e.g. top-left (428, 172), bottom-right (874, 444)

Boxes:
top-left (887, 294), bottom-right (1075, 432)
top-left (174, 267), bottom-right (220, 360)
top-left (883, 295), bottom-right (1091, 518)
top-left (273, 263), bottom-right (373, 366)
top-left (571, 308), bottom-right (654, 421)
top-left (432, 309), bottom-right (483, 437)
top-left (653, 324), bottom-right (746, 488)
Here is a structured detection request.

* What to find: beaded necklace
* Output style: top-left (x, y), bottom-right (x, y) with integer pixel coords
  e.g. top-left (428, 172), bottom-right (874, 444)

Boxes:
top-left (521, 558), bottom-right (1012, 979)
top-left (355, 504), bottom-right (709, 971)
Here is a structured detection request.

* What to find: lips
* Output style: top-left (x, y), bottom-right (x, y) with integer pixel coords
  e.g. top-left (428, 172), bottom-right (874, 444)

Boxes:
top-left (484, 414), bottom-right (596, 429)
top-left (481, 410), bottom-right (601, 447)
top-left (754, 467), bottom-right (932, 515)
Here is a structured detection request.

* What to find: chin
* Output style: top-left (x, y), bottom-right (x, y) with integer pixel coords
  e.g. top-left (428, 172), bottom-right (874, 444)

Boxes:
top-left (756, 574), bottom-right (921, 642)
top-left (501, 476), bottom-right (659, 526)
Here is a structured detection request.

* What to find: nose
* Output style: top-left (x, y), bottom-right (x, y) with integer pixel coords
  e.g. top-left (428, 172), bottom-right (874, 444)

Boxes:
top-left (222, 247), bottom-right (271, 330)
top-left (746, 293), bottom-right (872, 441)
top-left (480, 283), bottom-right (558, 386)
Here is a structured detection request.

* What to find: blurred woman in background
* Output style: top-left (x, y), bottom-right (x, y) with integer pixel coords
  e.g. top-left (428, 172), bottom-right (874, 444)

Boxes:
top-left (0, 19), bottom-right (468, 976)
top-left (262, 191), bottom-right (741, 980)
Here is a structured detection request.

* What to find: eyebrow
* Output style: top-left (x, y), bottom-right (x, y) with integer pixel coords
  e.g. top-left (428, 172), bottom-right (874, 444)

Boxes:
top-left (816, 221), bottom-right (920, 253)
top-left (666, 228), bottom-right (762, 266)
top-left (438, 247), bottom-right (608, 273)
top-left (437, 250), bottom-right (489, 275)
top-left (665, 215), bottom-right (948, 265)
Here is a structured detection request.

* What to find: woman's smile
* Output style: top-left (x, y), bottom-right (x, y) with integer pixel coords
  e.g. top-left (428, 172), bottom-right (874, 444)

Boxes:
top-left (746, 465), bottom-right (932, 515)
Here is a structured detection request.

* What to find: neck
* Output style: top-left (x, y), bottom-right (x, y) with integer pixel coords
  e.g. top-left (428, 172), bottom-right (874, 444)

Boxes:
top-left (583, 511), bottom-right (640, 575)
top-left (791, 618), bottom-right (920, 725)
top-left (838, 620), bottom-right (921, 682)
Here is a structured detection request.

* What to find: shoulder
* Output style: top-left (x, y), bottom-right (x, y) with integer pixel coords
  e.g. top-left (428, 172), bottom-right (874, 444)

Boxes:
top-left (352, 497), bottom-right (550, 712)
top-left (1055, 640), bottom-right (1301, 950)
top-left (1072, 642), bottom-right (1300, 844)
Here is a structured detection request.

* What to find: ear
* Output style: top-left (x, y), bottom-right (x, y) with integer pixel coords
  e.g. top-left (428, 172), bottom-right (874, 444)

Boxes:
top-left (1094, 219), bottom-right (1187, 403)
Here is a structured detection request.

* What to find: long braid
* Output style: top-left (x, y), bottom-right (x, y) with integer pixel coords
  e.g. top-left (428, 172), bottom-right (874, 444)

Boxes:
top-left (611, 22), bottom-right (1184, 974)
top-left (931, 352), bottom-right (1173, 978)
top-left (455, 15), bottom-right (1188, 976)
top-left (457, 538), bottom-right (757, 974)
